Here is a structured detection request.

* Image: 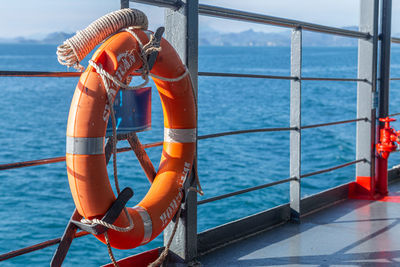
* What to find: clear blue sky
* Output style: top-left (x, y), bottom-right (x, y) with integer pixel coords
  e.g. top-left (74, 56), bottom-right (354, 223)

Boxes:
top-left (1, 0), bottom-right (400, 38)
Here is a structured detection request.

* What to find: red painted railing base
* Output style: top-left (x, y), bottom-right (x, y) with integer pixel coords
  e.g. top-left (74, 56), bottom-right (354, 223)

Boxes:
top-left (348, 176), bottom-right (379, 200)
top-left (348, 175), bottom-right (392, 201)
top-left (102, 248), bottom-right (161, 267)
top-left (376, 157), bottom-right (389, 196)
top-left (101, 247), bottom-right (186, 267)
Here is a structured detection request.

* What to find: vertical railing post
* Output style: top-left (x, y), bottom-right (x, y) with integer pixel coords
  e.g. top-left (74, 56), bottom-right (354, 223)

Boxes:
top-left (164, 0), bottom-right (199, 262)
top-left (376, 0), bottom-right (392, 196)
top-left (290, 27), bottom-right (302, 222)
top-left (120, 0), bottom-right (129, 9)
top-left (352, 0), bottom-right (379, 199)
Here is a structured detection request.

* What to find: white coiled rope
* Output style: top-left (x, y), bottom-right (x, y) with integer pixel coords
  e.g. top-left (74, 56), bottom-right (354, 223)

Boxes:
top-left (57, 8), bottom-right (148, 70)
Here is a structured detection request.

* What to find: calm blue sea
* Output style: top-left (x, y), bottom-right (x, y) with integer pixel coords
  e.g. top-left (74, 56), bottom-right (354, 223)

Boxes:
top-left (1, 44), bottom-right (400, 266)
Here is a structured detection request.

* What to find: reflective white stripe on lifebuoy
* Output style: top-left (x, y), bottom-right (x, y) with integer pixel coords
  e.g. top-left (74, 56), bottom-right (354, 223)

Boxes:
top-left (164, 128), bottom-right (196, 143)
top-left (66, 136), bottom-right (104, 155)
top-left (133, 206), bottom-right (152, 244)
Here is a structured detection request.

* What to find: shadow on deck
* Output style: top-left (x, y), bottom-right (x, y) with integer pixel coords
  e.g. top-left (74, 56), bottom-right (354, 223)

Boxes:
top-left (200, 181), bottom-right (400, 266)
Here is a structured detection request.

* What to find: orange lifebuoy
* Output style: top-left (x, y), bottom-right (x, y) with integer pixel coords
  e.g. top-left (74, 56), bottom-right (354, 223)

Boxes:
top-left (66, 29), bottom-right (196, 249)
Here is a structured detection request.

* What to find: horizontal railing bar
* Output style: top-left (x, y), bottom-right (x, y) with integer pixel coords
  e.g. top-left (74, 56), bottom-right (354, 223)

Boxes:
top-left (3, 71), bottom-right (292, 79)
top-left (197, 177), bottom-right (295, 205)
top-left (198, 127), bottom-right (296, 140)
top-left (390, 78), bottom-right (400, 80)
top-left (389, 112), bottom-right (400, 117)
top-left (199, 72), bottom-right (367, 82)
top-left (198, 72), bottom-right (296, 80)
top-left (0, 71), bottom-right (82, 77)
top-left (0, 71), bottom-right (145, 78)
top-left (1, 70), bottom-right (367, 83)
top-left (203, 109), bottom-right (400, 143)
top-left (0, 156), bottom-right (66, 170)
top-left (198, 4), bottom-right (369, 39)
top-left (196, 159), bottom-right (366, 206)
top-left (0, 232), bottom-right (88, 262)
top-left (130, 1), bottom-right (370, 39)
top-left (392, 37), bottom-right (400, 44)
top-left (301, 117), bottom-right (368, 130)
top-left (0, 141), bottom-right (163, 171)
top-left (301, 77), bottom-right (368, 82)
top-left (300, 159), bottom-right (366, 179)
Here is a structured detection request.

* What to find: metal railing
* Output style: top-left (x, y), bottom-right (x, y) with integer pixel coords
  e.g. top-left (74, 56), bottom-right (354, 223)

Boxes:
top-left (0, 117), bottom-right (366, 171)
top-left (1, 0), bottom-right (400, 264)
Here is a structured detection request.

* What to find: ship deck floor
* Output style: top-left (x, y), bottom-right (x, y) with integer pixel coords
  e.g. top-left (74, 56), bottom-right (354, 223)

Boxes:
top-left (200, 181), bottom-right (400, 266)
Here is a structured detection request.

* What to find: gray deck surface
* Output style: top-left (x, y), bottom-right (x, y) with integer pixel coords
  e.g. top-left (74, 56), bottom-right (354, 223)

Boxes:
top-left (200, 182), bottom-right (400, 266)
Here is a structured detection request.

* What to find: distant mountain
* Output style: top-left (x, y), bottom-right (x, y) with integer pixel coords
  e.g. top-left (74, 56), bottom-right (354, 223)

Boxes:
top-left (0, 32), bottom-right (74, 44)
top-left (302, 26), bottom-right (359, 47)
top-left (42, 32), bottom-right (75, 44)
top-left (200, 28), bottom-right (290, 47)
top-left (199, 26), bottom-right (360, 47)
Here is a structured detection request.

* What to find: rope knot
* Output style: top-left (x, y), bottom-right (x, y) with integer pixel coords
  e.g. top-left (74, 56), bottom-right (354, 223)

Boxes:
top-left (142, 34), bottom-right (162, 56)
top-left (80, 214), bottom-right (134, 233)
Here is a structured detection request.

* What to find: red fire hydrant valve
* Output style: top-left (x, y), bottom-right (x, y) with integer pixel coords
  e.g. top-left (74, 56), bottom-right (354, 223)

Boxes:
top-left (376, 117), bottom-right (400, 159)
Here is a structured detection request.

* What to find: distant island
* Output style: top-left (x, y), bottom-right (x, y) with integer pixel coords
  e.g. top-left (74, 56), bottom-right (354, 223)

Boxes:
top-left (0, 26), bottom-right (362, 47)
top-left (199, 26), bottom-right (359, 47)
top-left (0, 32), bottom-right (74, 45)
